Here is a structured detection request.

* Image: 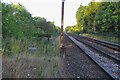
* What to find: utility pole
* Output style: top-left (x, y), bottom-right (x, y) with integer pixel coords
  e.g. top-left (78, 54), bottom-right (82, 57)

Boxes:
top-left (60, 0), bottom-right (65, 48)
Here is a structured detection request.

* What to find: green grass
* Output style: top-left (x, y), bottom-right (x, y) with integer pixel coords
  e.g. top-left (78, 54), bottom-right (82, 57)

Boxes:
top-left (80, 32), bottom-right (120, 44)
top-left (2, 35), bottom-right (61, 78)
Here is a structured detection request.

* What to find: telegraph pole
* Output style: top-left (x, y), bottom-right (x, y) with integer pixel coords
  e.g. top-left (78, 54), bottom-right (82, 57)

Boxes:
top-left (60, 0), bottom-right (65, 48)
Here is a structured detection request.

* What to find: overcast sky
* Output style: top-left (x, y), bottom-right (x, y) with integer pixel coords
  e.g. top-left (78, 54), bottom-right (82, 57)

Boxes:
top-left (3, 0), bottom-right (93, 29)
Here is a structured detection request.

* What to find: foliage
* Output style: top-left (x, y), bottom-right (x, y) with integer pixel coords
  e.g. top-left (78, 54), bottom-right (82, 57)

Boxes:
top-left (3, 3), bottom-right (32, 38)
top-left (95, 2), bottom-right (119, 33)
top-left (2, 2), bottom-right (61, 78)
top-left (65, 2), bottom-right (120, 34)
top-left (2, 2), bottom-right (59, 55)
top-left (65, 25), bottom-right (80, 34)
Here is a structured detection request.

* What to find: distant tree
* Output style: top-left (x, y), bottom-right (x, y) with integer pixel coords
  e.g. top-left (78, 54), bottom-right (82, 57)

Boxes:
top-left (65, 25), bottom-right (79, 33)
top-left (76, 2), bottom-right (119, 33)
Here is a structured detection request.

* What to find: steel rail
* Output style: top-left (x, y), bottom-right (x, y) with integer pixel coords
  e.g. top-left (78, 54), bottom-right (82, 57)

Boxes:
top-left (74, 36), bottom-right (120, 62)
top-left (65, 32), bottom-right (119, 79)
top-left (80, 36), bottom-right (120, 51)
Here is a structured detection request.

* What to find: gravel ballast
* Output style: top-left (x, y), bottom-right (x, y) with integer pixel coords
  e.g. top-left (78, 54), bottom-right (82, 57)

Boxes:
top-left (59, 34), bottom-right (111, 78)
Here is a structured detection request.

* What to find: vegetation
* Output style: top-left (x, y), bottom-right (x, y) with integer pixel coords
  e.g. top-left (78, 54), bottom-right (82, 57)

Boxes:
top-left (2, 0), bottom-right (120, 78)
top-left (66, 2), bottom-right (119, 34)
top-left (65, 25), bottom-right (79, 34)
top-left (2, 2), bottom-right (60, 55)
top-left (3, 36), bottom-right (61, 78)
top-left (2, 2), bottom-right (61, 78)
top-left (65, 2), bottom-right (120, 43)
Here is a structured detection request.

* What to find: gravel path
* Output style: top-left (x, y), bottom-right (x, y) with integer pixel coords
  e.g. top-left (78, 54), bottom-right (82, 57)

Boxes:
top-left (59, 34), bottom-right (111, 78)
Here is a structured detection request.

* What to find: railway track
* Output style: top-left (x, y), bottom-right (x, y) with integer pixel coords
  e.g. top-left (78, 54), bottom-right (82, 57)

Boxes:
top-left (71, 34), bottom-right (120, 62)
top-left (80, 36), bottom-right (120, 52)
top-left (65, 33), bottom-right (120, 79)
top-left (70, 34), bottom-right (120, 62)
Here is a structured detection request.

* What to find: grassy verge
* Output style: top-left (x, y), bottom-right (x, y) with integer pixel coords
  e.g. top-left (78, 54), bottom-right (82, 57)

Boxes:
top-left (80, 32), bottom-right (120, 44)
top-left (2, 36), bottom-right (61, 78)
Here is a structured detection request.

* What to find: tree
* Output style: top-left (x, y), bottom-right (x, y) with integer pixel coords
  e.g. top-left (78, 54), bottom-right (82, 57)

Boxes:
top-left (2, 3), bottom-right (35, 38)
top-left (76, 2), bottom-right (119, 34)
top-left (95, 2), bottom-right (119, 32)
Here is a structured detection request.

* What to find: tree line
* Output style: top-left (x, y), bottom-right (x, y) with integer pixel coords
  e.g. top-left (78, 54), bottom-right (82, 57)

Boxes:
top-left (2, 2), bottom-right (60, 40)
top-left (65, 2), bottom-right (120, 34)
top-left (1, 2), bottom-right (60, 55)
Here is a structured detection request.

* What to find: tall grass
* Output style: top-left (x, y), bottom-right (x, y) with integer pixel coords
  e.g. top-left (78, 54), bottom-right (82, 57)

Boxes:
top-left (2, 36), bottom-right (62, 78)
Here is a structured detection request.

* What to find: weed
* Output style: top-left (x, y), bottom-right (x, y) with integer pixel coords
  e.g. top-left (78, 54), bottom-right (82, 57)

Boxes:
top-left (52, 63), bottom-right (58, 76)
top-left (2, 36), bottom-right (61, 78)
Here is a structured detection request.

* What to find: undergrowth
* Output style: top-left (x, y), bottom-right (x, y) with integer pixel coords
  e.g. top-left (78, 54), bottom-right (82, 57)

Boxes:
top-left (2, 36), bottom-right (61, 78)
